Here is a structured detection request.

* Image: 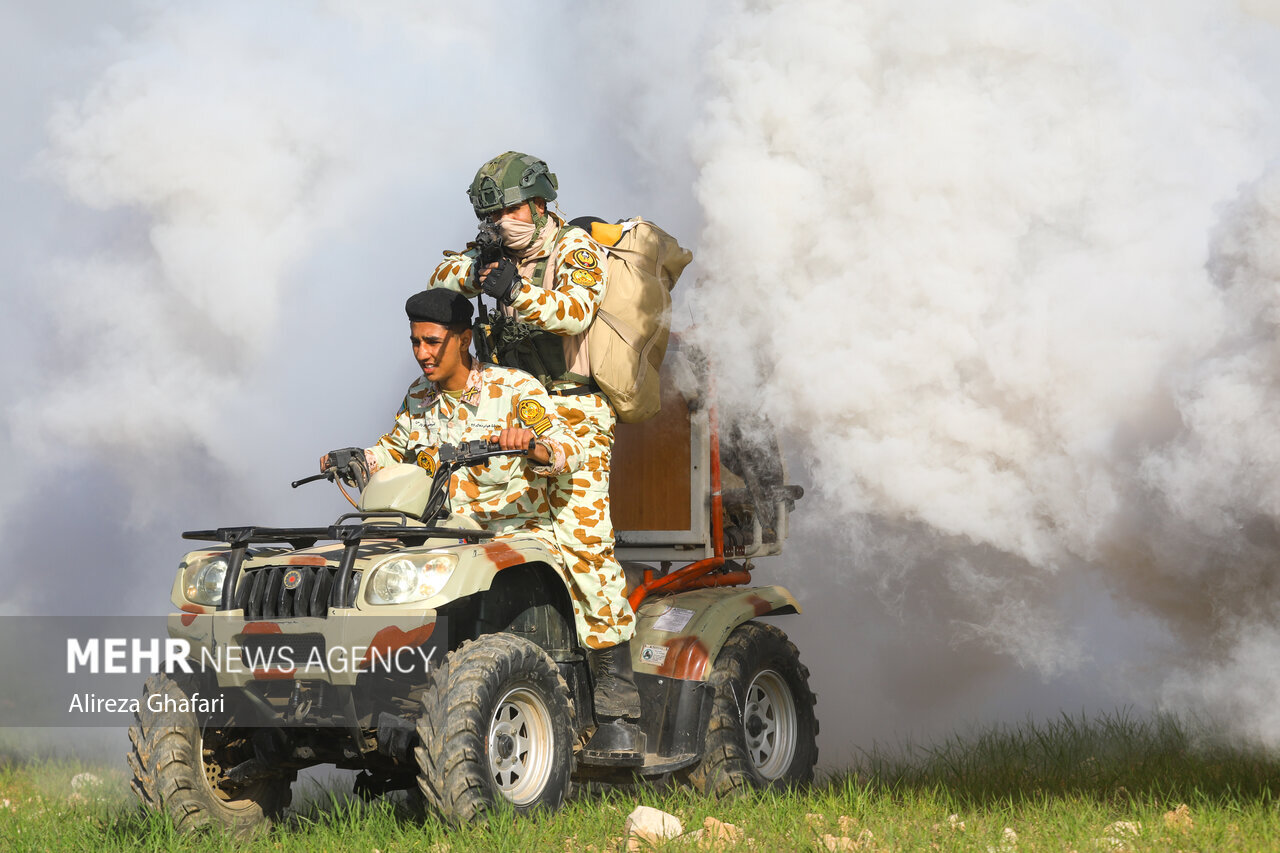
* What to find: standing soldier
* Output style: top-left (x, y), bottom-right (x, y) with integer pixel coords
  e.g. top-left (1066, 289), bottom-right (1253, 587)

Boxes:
top-left (427, 151), bottom-right (642, 761)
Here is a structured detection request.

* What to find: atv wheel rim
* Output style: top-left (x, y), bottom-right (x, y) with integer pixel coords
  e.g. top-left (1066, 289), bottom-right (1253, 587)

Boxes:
top-left (487, 685), bottom-right (554, 806)
top-left (199, 725), bottom-right (265, 809)
top-left (743, 669), bottom-right (797, 779)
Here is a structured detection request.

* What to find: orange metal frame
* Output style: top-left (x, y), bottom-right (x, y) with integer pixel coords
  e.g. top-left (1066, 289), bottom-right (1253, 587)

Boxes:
top-left (626, 389), bottom-right (751, 610)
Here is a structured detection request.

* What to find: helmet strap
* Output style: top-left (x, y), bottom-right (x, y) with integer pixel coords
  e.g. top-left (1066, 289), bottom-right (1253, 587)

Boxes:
top-left (528, 200), bottom-right (548, 246)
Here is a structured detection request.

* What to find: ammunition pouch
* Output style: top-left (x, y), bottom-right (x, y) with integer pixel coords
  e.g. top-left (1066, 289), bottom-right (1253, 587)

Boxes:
top-left (495, 319), bottom-right (568, 388)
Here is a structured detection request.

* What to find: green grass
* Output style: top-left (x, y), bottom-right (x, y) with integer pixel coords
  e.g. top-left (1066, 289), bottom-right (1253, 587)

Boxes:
top-left (2, 711), bottom-right (1279, 851)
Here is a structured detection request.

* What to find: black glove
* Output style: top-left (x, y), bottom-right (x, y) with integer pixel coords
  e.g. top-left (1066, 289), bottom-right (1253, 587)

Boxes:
top-left (481, 258), bottom-right (522, 306)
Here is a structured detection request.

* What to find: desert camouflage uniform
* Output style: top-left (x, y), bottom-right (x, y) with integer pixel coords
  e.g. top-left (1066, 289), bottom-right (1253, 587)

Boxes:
top-left (430, 215), bottom-right (635, 648)
top-left (365, 363), bottom-right (578, 560)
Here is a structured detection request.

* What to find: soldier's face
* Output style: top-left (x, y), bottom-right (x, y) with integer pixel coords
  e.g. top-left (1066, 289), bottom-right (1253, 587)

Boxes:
top-left (490, 198), bottom-right (545, 224)
top-left (410, 321), bottom-right (471, 390)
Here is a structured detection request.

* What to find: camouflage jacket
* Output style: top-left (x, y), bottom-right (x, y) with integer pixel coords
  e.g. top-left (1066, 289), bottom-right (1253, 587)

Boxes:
top-left (429, 213), bottom-right (608, 340)
top-left (366, 363), bottom-right (583, 543)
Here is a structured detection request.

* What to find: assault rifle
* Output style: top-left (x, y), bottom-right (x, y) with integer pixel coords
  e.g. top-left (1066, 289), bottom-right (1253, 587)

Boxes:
top-left (472, 219), bottom-right (505, 364)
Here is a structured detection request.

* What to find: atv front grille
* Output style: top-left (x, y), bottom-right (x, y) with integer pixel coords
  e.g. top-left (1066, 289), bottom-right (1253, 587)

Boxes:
top-left (231, 564), bottom-right (360, 619)
top-left (240, 632), bottom-right (325, 671)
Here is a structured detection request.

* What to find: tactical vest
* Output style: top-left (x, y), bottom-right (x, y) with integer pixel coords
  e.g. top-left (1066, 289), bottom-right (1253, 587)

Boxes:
top-left (491, 224), bottom-right (590, 389)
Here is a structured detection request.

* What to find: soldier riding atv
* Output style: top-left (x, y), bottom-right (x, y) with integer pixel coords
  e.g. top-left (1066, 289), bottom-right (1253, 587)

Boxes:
top-left (128, 292), bottom-right (816, 835)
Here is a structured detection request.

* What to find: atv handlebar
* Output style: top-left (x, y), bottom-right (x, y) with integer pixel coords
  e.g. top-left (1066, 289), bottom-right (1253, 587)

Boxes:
top-left (293, 438), bottom-right (536, 521)
top-left (291, 471), bottom-right (333, 489)
top-left (301, 447), bottom-right (370, 490)
top-left (439, 437), bottom-right (535, 466)
top-left (421, 438), bottom-right (535, 522)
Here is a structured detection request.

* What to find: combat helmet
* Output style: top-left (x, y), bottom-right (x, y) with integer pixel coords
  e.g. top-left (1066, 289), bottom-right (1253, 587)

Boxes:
top-left (467, 151), bottom-right (558, 218)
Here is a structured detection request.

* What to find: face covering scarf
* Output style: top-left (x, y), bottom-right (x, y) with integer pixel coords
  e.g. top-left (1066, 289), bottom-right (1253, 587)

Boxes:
top-left (497, 217), bottom-right (538, 251)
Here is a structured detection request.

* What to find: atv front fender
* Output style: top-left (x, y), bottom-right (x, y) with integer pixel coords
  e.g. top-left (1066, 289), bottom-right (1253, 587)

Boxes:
top-left (629, 585), bottom-right (800, 681)
top-left (420, 537), bottom-right (564, 609)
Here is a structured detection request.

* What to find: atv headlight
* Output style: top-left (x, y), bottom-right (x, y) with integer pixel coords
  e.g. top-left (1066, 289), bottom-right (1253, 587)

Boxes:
top-left (182, 556), bottom-right (229, 606)
top-left (366, 553), bottom-right (458, 605)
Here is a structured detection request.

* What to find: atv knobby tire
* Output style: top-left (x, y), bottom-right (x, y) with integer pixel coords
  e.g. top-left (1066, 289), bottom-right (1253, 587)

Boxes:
top-left (680, 621), bottom-right (818, 796)
top-left (415, 634), bottom-right (573, 824)
top-left (127, 671), bottom-right (292, 836)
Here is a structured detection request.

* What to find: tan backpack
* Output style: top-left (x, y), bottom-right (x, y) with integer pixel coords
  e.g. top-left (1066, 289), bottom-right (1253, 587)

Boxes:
top-left (574, 217), bottom-right (693, 423)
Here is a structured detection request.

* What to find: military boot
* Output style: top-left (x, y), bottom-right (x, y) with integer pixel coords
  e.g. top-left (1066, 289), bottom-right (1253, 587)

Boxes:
top-left (581, 641), bottom-right (645, 765)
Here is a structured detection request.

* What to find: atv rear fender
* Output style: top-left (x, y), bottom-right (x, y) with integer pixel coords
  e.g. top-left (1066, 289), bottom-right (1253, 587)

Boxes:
top-left (629, 584), bottom-right (800, 680)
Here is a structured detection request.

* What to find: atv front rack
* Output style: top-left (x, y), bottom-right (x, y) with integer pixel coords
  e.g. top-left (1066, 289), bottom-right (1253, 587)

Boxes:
top-left (183, 520), bottom-right (494, 612)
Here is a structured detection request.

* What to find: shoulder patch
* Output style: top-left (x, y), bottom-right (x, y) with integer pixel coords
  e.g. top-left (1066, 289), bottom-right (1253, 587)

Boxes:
top-left (570, 248), bottom-right (599, 270)
top-left (405, 385), bottom-right (432, 416)
top-left (517, 399), bottom-right (553, 436)
top-left (570, 268), bottom-right (599, 287)
top-left (415, 449), bottom-right (437, 476)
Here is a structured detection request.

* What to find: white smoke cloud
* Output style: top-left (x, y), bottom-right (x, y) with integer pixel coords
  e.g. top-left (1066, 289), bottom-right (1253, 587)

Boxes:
top-left (23, 2), bottom-right (423, 470)
top-left (10, 2), bottom-right (577, 518)
top-left (688, 0), bottom-right (1280, 743)
top-left (11, 0), bottom-right (1280, 754)
top-left (1, 1), bottom-right (610, 615)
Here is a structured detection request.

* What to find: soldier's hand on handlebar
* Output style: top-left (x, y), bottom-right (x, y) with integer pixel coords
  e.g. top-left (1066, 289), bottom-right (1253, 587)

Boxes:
top-left (493, 428), bottom-right (549, 464)
top-left (320, 447), bottom-right (372, 488)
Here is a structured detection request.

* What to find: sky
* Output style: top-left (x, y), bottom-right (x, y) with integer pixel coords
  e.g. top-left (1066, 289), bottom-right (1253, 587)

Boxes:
top-left (6, 0), bottom-right (1280, 764)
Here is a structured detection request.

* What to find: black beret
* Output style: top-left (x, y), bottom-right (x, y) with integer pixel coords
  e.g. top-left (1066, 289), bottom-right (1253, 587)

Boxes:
top-left (405, 289), bottom-right (473, 327)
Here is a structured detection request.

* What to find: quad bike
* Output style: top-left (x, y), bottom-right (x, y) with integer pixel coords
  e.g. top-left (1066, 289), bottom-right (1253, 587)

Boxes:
top-left (127, 349), bottom-right (816, 834)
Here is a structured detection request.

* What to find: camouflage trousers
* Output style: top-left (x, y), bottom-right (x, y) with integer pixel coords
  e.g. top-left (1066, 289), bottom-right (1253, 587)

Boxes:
top-left (547, 391), bottom-right (636, 648)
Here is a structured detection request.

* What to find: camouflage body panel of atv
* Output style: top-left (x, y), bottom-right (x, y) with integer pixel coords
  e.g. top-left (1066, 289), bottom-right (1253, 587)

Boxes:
top-left (630, 585), bottom-right (801, 681)
top-left (167, 528), bottom-right (563, 689)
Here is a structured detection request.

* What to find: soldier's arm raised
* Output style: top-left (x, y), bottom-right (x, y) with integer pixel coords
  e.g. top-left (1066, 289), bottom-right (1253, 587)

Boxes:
top-left (508, 229), bottom-right (606, 336)
top-left (428, 252), bottom-right (483, 297)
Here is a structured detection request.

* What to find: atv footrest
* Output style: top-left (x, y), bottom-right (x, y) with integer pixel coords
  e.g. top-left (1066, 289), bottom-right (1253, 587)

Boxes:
top-left (577, 747), bottom-right (644, 768)
top-left (635, 752), bottom-right (699, 776)
top-left (574, 750), bottom-right (699, 775)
